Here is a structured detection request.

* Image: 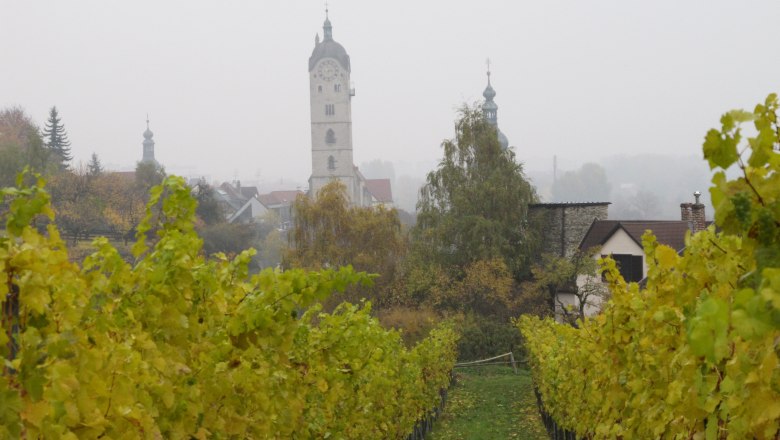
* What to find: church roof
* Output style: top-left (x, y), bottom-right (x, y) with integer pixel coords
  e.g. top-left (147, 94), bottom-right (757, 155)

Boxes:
top-left (309, 14), bottom-right (350, 71)
top-left (365, 179), bottom-right (393, 203)
top-left (497, 129), bottom-right (509, 150)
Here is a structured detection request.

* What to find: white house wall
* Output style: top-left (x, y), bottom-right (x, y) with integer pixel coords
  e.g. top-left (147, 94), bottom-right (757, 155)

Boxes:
top-left (568, 228), bottom-right (646, 320)
top-left (600, 228), bottom-right (647, 277)
top-left (249, 198), bottom-right (269, 219)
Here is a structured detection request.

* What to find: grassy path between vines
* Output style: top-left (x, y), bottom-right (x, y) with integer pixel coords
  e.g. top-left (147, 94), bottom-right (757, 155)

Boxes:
top-left (429, 366), bottom-right (547, 440)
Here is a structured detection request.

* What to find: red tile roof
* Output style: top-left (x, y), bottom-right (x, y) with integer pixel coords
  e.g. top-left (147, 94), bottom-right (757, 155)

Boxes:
top-left (365, 179), bottom-right (393, 203)
top-left (258, 190), bottom-right (304, 207)
top-left (257, 194), bottom-right (275, 206)
top-left (580, 220), bottom-right (690, 251)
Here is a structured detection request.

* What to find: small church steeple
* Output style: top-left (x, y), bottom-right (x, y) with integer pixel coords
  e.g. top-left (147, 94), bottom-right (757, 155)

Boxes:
top-left (323, 4), bottom-right (333, 41)
top-left (481, 59), bottom-right (509, 150)
top-left (142, 115), bottom-right (157, 164)
top-left (482, 59), bottom-right (498, 125)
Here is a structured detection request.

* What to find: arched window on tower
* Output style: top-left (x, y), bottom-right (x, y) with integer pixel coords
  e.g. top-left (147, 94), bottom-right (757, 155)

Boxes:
top-left (325, 129), bottom-right (336, 144)
top-left (318, 85), bottom-right (322, 93)
top-left (328, 156), bottom-right (336, 171)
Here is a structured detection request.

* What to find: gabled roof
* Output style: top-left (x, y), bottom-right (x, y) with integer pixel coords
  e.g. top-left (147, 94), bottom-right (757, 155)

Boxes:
top-left (218, 182), bottom-right (245, 201)
top-left (580, 220), bottom-right (690, 252)
top-left (239, 186), bottom-right (259, 200)
top-left (365, 179), bottom-right (393, 203)
top-left (258, 190), bottom-right (304, 207)
top-left (529, 202), bottom-right (611, 208)
top-left (257, 194), bottom-right (275, 206)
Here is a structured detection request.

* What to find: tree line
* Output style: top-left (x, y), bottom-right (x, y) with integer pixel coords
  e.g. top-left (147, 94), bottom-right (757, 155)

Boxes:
top-left (0, 105), bottom-right (282, 264)
top-left (0, 103), bottom-right (598, 357)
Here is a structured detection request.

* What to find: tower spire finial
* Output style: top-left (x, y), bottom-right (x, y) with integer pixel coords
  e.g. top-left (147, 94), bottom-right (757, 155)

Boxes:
top-left (486, 57), bottom-right (491, 85)
top-left (146, 113), bottom-right (149, 129)
top-left (322, 1), bottom-right (333, 41)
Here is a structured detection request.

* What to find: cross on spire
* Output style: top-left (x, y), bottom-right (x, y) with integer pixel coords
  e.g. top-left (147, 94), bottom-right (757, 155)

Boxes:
top-left (325, 1), bottom-right (329, 18)
top-left (486, 58), bottom-right (491, 84)
top-left (146, 113), bottom-right (150, 129)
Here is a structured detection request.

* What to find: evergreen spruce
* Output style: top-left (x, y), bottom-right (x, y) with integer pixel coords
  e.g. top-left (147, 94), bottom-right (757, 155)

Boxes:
top-left (87, 152), bottom-right (103, 177)
top-left (42, 106), bottom-right (72, 169)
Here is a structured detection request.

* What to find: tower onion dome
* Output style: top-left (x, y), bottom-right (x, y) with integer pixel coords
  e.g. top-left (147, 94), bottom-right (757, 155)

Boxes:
top-left (481, 68), bottom-right (509, 150)
top-left (143, 125), bottom-right (154, 140)
top-left (309, 12), bottom-right (351, 72)
top-left (483, 82), bottom-right (496, 101)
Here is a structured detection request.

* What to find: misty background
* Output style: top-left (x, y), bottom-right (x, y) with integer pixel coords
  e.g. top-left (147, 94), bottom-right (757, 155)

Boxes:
top-left (2, 0), bottom-right (779, 216)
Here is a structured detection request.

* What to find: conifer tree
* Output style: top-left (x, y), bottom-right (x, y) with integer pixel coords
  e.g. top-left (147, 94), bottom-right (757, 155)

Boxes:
top-left (87, 152), bottom-right (103, 177)
top-left (42, 106), bottom-right (72, 169)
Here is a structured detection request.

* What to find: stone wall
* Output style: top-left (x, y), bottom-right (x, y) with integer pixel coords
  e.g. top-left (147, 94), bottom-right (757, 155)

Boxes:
top-left (530, 202), bottom-right (610, 258)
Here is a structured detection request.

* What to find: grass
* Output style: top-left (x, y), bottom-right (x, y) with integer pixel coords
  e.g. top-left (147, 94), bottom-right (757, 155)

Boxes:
top-left (429, 366), bottom-right (547, 440)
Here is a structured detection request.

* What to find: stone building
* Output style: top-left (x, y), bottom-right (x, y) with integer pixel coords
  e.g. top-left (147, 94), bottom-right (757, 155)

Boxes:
top-left (307, 11), bottom-right (392, 207)
top-left (543, 192), bottom-right (709, 318)
top-left (529, 202), bottom-right (611, 258)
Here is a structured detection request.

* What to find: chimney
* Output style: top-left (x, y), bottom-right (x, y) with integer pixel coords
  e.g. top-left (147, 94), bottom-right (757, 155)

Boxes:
top-left (681, 191), bottom-right (706, 234)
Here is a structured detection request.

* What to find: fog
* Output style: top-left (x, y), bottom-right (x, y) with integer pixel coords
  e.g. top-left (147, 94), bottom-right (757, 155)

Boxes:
top-left (2, 0), bottom-right (778, 212)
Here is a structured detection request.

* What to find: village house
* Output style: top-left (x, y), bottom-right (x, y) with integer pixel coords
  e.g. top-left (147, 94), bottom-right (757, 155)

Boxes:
top-left (531, 192), bottom-right (709, 319)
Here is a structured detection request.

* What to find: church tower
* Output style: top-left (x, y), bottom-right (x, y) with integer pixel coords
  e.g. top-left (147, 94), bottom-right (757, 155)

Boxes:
top-left (141, 116), bottom-right (158, 164)
top-left (481, 65), bottom-right (509, 150)
top-left (308, 11), bottom-right (365, 204)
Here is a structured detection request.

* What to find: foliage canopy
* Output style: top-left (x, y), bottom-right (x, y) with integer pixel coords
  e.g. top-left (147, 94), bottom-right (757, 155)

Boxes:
top-left (286, 180), bottom-right (406, 307)
top-left (413, 105), bottom-right (538, 280)
top-left (0, 107), bottom-right (50, 185)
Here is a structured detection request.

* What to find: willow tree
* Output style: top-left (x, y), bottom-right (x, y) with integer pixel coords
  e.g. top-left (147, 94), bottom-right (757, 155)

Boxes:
top-left (285, 180), bottom-right (406, 307)
top-left (413, 105), bottom-right (538, 281)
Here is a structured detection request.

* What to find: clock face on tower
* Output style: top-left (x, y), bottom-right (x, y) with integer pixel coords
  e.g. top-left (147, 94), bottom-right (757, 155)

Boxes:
top-left (317, 60), bottom-right (339, 81)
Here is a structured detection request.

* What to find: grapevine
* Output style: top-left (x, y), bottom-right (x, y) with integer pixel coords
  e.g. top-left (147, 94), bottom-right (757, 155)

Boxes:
top-left (0, 173), bottom-right (457, 439)
top-left (519, 94), bottom-right (780, 439)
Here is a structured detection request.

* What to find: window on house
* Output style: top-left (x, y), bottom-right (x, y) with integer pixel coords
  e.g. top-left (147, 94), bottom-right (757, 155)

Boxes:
top-left (318, 85), bottom-right (322, 93)
top-left (334, 84), bottom-right (341, 92)
top-left (325, 104), bottom-right (335, 116)
top-left (328, 155), bottom-right (336, 170)
top-left (325, 129), bottom-right (336, 144)
top-left (605, 254), bottom-right (644, 282)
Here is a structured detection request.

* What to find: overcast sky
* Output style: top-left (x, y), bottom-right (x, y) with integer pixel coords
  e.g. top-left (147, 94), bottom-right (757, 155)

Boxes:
top-left (2, 0), bottom-right (778, 188)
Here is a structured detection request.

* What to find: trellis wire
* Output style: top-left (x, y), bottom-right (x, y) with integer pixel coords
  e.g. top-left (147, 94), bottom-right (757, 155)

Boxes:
top-left (454, 351), bottom-right (519, 374)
